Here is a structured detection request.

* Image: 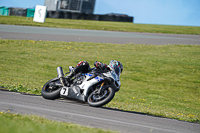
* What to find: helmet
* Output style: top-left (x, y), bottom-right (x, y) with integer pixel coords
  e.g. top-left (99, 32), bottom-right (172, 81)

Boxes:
top-left (109, 60), bottom-right (123, 75)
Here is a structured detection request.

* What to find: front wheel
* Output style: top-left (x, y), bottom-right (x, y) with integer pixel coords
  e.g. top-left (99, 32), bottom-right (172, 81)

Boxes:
top-left (41, 77), bottom-right (62, 100)
top-left (87, 86), bottom-right (115, 107)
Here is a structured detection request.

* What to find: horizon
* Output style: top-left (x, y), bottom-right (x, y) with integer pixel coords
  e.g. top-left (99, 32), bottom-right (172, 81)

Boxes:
top-left (0, 0), bottom-right (199, 27)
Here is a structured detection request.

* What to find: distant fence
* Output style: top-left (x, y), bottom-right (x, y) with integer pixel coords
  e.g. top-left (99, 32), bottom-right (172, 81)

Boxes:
top-left (0, 7), bottom-right (34, 17)
top-left (0, 7), bottom-right (134, 23)
top-left (9, 8), bottom-right (27, 17)
top-left (0, 7), bottom-right (9, 16)
top-left (47, 11), bottom-right (134, 22)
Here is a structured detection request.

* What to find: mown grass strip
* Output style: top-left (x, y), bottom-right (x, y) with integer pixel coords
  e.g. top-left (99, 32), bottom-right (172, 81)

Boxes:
top-left (0, 39), bottom-right (199, 123)
top-left (0, 16), bottom-right (200, 35)
top-left (0, 112), bottom-right (115, 133)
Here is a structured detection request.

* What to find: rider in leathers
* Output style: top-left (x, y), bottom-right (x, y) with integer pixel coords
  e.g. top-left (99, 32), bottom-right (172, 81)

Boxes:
top-left (66, 61), bottom-right (108, 81)
top-left (66, 60), bottom-right (123, 82)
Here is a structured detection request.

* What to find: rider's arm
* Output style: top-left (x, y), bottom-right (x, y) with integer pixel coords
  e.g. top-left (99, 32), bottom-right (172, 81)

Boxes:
top-left (94, 61), bottom-right (108, 70)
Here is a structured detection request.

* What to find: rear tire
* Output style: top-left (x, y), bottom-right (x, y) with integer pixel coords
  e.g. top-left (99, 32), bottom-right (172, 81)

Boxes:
top-left (87, 86), bottom-right (115, 107)
top-left (41, 77), bottom-right (62, 100)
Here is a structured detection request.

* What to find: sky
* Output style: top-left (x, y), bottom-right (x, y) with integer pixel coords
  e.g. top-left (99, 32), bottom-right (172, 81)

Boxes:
top-left (0, 0), bottom-right (200, 26)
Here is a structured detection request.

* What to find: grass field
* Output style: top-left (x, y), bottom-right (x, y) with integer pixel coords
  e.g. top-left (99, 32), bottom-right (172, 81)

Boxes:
top-left (0, 16), bottom-right (200, 35)
top-left (0, 39), bottom-right (199, 123)
top-left (0, 112), bottom-right (114, 133)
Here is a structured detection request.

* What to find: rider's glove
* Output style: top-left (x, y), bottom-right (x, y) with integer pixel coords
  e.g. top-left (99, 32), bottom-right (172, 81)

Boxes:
top-left (94, 61), bottom-right (107, 70)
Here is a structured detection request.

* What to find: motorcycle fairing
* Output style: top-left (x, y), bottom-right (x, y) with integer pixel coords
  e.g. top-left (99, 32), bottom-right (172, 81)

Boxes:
top-left (60, 72), bottom-right (104, 102)
top-left (60, 86), bottom-right (86, 101)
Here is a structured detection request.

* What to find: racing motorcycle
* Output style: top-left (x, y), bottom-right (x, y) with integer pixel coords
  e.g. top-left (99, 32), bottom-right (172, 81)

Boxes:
top-left (41, 64), bottom-right (121, 107)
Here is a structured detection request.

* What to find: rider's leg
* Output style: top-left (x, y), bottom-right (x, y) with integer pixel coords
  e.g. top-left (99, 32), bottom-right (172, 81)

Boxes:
top-left (66, 61), bottom-right (90, 81)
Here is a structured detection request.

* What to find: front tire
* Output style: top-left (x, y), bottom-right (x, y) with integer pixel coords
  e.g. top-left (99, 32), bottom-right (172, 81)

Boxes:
top-left (87, 86), bottom-right (115, 107)
top-left (41, 77), bottom-right (62, 100)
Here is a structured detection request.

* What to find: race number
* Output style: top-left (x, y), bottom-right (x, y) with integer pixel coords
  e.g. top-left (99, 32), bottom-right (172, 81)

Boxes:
top-left (60, 87), bottom-right (69, 96)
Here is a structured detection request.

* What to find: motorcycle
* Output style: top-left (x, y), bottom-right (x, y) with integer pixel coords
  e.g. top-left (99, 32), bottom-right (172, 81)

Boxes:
top-left (41, 65), bottom-right (121, 107)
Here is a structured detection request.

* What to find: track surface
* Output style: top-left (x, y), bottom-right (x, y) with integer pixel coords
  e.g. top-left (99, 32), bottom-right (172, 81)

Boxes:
top-left (0, 90), bottom-right (199, 133)
top-left (0, 24), bottom-right (200, 45)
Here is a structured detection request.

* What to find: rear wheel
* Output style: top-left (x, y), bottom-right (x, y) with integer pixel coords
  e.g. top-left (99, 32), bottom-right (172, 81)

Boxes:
top-left (87, 85), bottom-right (115, 107)
top-left (41, 77), bottom-right (62, 100)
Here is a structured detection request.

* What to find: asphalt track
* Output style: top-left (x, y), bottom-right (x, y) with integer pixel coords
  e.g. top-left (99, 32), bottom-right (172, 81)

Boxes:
top-left (0, 24), bottom-right (200, 45)
top-left (0, 90), bottom-right (200, 133)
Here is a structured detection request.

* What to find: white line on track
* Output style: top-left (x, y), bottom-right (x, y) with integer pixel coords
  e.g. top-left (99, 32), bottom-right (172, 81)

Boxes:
top-left (0, 101), bottom-right (184, 133)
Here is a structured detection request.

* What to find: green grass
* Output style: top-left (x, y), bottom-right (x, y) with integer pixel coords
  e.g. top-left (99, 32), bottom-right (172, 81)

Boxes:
top-left (0, 16), bottom-right (200, 35)
top-left (0, 39), bottom-right (200, 123)
top-left (0, 112), bottom-right (115, 133)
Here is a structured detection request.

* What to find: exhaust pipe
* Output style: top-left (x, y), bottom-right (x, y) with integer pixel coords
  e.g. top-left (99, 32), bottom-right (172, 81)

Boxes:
top-left (57, 66), bottom-right (64, 78)
top-left (57, 66), bottom-right (66, 86)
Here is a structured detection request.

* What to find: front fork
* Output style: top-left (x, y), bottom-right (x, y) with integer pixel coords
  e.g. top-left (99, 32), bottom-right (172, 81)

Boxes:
top-left (97, 82), bottom-right (105, 94)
